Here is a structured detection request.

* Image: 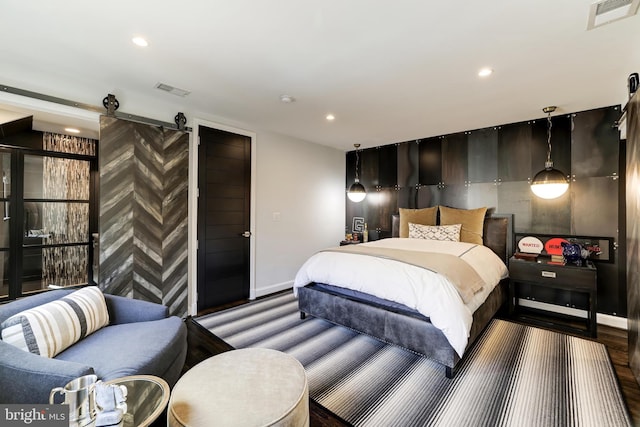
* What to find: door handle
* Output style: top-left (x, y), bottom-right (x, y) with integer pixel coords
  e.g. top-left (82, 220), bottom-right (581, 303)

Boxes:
top-left (241, 231), bottom-right (252, 238)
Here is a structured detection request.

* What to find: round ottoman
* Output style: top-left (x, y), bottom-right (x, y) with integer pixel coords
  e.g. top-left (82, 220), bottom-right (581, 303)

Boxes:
top-left (168, 348), bottom-right (309, 427)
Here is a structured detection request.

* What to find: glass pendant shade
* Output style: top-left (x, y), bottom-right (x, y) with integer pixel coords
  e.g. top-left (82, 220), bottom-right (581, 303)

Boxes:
top-left (530, 165), bottom-right (569, 199)
top-left (347, 180), bottom-right (366, 202)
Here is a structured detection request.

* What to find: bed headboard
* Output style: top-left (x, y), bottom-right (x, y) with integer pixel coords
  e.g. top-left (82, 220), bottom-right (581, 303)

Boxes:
top-left (391, 213), bottom-right (514, 263)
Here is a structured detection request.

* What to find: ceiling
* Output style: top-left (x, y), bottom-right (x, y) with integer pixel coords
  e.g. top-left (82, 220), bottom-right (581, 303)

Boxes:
top-left (1, 0), bottom-right (639, 150)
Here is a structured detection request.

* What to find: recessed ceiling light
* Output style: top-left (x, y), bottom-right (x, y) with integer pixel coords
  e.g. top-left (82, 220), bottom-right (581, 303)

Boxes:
top-left (132, 36), bottom-right (148, 47)
top-left (280, 95), bottom-right (295, 103)
top-left (478, 68), bottom-right (493, 77)
top-left (326, 114), bottom-right (335, 121)
top-left (64, 128), bottom-right (80, 134)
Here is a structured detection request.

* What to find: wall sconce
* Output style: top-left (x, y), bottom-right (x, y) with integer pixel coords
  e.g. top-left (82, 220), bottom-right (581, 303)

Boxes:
top-left (347, 144), bottom-right (366, 202)
top-left (530, 106), bottom-right (569, 199)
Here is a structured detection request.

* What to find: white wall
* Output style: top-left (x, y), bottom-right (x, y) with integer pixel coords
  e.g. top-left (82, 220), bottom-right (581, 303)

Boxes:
top-left (188, 119), bottom-right (345, 312)
top-left (254, 131), bottom-right (345, 297)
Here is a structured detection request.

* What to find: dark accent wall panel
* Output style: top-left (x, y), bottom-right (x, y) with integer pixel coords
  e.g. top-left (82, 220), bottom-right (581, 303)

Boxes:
top-left (99, 116), bottom-right (188, 316)
top-left (468, 128), bottom-right (498, 183)
top-left (442, 133), bottom-right (468, 185)
top-left (360, 148), bottom-right (379, 190)
top-left (498, 122), bottom-right (532, 182)
top-left (345, 105), bottom-right (624, 317)
top-left (497, 181), bottom-right (532, 232)
top-left (438, 184), bottom-right (468, 209)
top-left (530, 191), bottom-right (571, 234)
top-left (418, 137), bottom-right (442, 185)
top-left (377, 145), bottom-right (397, 188)
top-left (397, 141), bottom-right (419, 189)
top-left (572, 106), bottom-right (621, 178)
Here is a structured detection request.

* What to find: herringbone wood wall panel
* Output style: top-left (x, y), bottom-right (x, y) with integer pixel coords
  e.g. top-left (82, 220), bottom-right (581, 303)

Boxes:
top-left (99, 116), bottom-right (188, 316)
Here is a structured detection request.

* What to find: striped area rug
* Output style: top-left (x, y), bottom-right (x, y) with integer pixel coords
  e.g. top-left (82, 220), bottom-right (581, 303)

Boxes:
top-left (195, 292), bottom-right (631, 426)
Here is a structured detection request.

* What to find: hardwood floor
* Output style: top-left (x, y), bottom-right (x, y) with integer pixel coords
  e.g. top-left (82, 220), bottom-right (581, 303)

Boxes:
top-left (183, 302), bottom-right (640, 427)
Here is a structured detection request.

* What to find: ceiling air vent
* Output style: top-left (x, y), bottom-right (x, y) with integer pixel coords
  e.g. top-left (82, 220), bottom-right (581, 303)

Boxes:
top-left (155, 83), bottom-right (191, 97)
top-left (587, 0), bottom-right (640, 29)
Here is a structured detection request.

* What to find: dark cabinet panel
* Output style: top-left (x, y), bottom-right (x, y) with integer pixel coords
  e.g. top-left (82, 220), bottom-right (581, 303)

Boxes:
top-left (377, 145), bottom-right (397, 188)
top-left (397, 141), bottom-right (419, 189)
top-left (571, 106), bottom-right (620, 178)
top-left (418, 137), bottom-right (442, 185)
top-left (468, 128), bottom-right (498, 183)
top-left (442, 133), bottom-right (468, 185)
top-left (498, 123), bottom-right (532, 182)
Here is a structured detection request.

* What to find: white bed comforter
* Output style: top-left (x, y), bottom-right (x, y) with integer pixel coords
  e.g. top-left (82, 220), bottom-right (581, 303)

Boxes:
top-left (293, 238), bottom-right (509, 356)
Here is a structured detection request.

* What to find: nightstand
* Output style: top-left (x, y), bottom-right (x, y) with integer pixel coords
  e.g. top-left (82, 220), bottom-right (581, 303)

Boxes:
top-left (508, 256), bottom-right (597, 338)
top-left (339, 240), bottom-right (361, 246)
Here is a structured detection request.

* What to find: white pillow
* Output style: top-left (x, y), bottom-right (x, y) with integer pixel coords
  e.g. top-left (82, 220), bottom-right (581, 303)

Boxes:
top-left (1, 286), bottom-right (109, 358)
top-left (408, 223), bottom-right (462, 242)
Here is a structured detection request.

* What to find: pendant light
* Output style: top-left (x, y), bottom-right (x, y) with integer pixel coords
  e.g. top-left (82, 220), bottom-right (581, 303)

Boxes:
top-left (347, 144), bottom-right (366, 202)
top-left (530, 106), bottom-right (569, 199)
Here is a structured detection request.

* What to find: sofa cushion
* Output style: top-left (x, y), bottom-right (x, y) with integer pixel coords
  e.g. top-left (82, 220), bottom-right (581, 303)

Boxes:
top-left (1, 287), bottom-right (109, 358)
top-left (55, 316), bottom-right (186, 383)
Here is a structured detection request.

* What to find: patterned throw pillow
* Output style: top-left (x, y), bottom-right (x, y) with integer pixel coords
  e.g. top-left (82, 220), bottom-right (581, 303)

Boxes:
top-left (0, 286), bottom-right (109, 358)
top-left (408, 223), bottom-right (462, 242)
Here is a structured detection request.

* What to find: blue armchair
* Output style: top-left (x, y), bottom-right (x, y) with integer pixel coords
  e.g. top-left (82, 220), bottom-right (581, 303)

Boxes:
top-left (0, 288), bottom-right (187, 404)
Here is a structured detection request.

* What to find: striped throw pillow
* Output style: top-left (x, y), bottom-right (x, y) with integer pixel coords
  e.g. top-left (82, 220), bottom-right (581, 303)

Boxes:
top-left (1, 287), bottom-right (109, 358)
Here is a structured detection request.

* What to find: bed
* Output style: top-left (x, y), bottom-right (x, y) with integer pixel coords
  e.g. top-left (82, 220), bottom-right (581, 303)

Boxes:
top-left (294, 212), bottom-right (513, 378)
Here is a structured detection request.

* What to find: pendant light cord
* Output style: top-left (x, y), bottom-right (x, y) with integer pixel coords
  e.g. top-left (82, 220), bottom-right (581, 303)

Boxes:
top-left (546, 111), bottom-right (553, 164)
top-left (353, 143), bottom-right (361, 181)
top-left (542, 105), bottom-right (556, 168)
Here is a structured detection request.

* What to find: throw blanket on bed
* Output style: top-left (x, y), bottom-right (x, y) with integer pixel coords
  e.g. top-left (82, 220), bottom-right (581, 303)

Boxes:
top-left (293, 238), bottom-right (509, 356)
top-left (322, 245), bottom-right (485, 304)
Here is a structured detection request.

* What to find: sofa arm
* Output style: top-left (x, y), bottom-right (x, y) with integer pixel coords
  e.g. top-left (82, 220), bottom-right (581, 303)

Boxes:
top-left (104, 294), bottom-right (169, 325)
top-left (0, 340), bottom-right (94, 404)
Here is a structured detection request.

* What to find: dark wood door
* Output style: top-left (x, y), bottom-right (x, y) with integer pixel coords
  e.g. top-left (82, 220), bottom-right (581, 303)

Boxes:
top-left (197, 126), bottom-right (251, 311)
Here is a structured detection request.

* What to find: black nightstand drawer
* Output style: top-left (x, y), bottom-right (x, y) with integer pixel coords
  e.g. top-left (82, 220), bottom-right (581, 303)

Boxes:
top-left (509, 259), bottom-right (596, 291)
